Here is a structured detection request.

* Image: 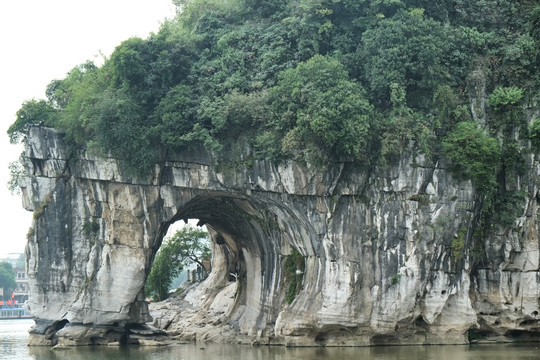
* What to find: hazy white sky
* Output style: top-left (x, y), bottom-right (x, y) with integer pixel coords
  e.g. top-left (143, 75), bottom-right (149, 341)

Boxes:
top-left (0, 0), bottom-right (176, 257)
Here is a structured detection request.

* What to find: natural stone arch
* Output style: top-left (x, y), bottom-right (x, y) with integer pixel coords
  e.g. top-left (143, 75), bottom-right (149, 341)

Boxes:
top-left (22, 127), bottom-right (320, 345)
top-left (20, 127), bottom-right (540, 347)
top-left (154, 192), bottom-right (305, 336)
top-left (151, 191), bottom-right (328, 344)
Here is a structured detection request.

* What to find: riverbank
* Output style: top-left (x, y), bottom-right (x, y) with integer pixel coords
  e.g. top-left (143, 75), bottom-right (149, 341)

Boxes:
top-left (3, 319), bottom-right (540, 360)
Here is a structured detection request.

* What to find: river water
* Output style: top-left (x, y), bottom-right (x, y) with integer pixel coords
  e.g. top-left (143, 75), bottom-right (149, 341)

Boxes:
top-left (2, 319), bottom-right (539, 359)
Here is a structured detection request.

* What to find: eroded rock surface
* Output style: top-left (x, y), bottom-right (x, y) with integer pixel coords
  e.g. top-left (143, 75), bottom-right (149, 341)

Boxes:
top-left (21, 126), bottom-right (540, 346)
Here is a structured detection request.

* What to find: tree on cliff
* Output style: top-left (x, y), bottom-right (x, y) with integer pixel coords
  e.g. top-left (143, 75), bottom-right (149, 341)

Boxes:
top-left (0, 262), bottom-right (17, 300)
top-left (261, 54), bottom-right (374, 163)
top-left (145, 225), bottom-right (211, 301)
top-left (7, 0), bottom-right (540, 229)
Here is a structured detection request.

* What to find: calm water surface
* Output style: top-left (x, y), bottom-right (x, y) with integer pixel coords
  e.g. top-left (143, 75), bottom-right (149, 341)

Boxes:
top-left (1, 319), bottom-right (539, 359)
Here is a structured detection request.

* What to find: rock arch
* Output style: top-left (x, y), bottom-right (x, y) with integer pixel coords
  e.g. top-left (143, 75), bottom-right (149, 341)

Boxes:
top-left (20, 127), bottom-right (540, 346)
top-left (22, 127), bottom-right (322, 345)
top-left (157, 192), bottom-right (309, 338)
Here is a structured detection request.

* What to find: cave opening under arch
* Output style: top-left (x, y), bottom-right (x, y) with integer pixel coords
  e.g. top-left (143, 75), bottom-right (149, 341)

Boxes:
top-left (145, 192), bottom-right (309, 337)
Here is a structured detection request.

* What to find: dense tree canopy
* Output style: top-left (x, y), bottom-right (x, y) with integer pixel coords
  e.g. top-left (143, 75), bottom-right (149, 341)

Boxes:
top-left (263, 55), bottom-right (373, 162)
top-left (7, 0), bottom-right (540, 226)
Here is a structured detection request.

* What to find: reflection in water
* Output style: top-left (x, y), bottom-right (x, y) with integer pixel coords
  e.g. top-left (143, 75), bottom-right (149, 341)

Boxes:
top-left (25, 342), bottom-right (540, 360)
top-left (2, 320), bottom-right (540, 360)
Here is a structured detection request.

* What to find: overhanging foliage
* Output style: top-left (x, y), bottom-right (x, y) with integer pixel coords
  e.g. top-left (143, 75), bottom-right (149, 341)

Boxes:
top-left (7, 0), bottom-right (540, 231)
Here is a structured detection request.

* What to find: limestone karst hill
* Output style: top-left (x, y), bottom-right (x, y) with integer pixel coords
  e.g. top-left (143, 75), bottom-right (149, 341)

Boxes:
top-left (21, 124), bottom-right (540, 346)
top-left (10, 0), bottom-right (540, 347)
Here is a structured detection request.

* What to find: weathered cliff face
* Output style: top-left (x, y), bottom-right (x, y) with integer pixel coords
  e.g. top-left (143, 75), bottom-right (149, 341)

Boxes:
top-left (21, 124), bottom-right (540, 347)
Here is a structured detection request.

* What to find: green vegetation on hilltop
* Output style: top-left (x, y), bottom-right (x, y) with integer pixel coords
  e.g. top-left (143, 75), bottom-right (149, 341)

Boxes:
top-left (8, 0), bottom-right (540, 226)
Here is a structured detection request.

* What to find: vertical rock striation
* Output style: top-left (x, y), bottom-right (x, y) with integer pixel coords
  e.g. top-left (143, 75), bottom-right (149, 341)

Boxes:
top-left (20, 125), bottom-right (540, 346)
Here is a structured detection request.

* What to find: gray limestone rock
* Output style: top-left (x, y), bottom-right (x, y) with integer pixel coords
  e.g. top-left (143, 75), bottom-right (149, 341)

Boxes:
top-left (20, 125), bottom-right (540, 346)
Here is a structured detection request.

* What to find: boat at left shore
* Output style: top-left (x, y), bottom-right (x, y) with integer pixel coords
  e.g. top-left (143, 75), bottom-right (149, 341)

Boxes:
top-left (0, 307), bottom-right (32, 320)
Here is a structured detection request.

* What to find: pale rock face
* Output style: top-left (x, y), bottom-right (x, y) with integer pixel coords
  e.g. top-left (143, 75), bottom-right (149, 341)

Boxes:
top-left (21, 126), bottom-right (540, 346)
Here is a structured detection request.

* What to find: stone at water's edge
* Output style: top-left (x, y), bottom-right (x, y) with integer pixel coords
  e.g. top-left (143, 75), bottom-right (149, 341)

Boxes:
top-left (20, 126), bottom-right (540, 346)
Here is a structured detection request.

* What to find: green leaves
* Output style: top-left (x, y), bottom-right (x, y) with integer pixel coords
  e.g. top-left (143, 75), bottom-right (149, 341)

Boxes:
top-left (245, 0), bottom-right (287, 17)
top-left (442, 122), bottom-right (500, 195)
top-left (152, 85), bottom-right (198, 150)
top-left (488, 86), bottom-right (525, 133)
top-left (529, 118), bottom-right (540, 151)
top-left (145, 225), bottom-right (210, 301)
top-left (7, 99), bottom-right (57, 144)
top-left (488, 86), bottom-right (524, 111)
top-left (361, 9), bottom-right (448, 106)
top-left (7, 0), bottom-right (538, 189)
top-left (268, 55), bottom-right (374, 163)
top-left (8, 160), bottom-right (23, 195)
top-left (284, 248), bottom-right (304, 304)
